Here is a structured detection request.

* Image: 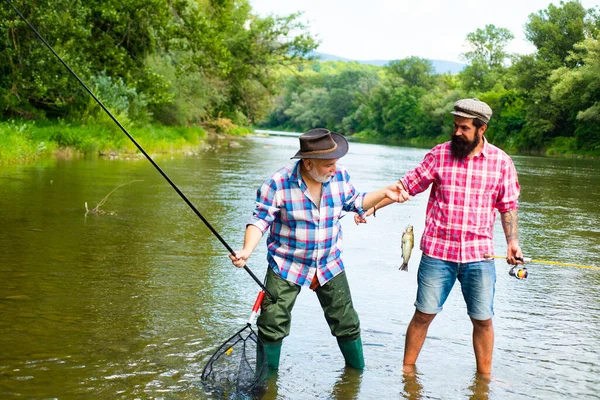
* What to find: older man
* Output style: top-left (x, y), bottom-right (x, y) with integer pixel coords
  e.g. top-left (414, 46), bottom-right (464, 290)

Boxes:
top-left (362, 98), bottom-right (522, 376)
top-left (230, 128), bottom-right (408, 370)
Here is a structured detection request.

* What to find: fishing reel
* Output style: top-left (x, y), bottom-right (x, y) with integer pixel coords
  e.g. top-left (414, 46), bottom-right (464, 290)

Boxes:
top-left (508, 266), bottom-right (528, 280)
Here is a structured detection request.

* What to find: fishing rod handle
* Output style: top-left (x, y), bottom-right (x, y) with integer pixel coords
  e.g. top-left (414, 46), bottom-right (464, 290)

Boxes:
top-left (484, 254), bottom-right (532, 263)
top-left (248, 291), bottom-right (265, 325)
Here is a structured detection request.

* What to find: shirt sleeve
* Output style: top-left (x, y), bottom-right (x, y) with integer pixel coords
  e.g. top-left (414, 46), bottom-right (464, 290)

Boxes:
top-left (247, 178), bottom-right (280, 234)
top-left (340, 167), bottom-right (367, 215)
top-left (495, 157), bottom-right (520, 213)
top-left (400, 149), bottom-right (437, 195)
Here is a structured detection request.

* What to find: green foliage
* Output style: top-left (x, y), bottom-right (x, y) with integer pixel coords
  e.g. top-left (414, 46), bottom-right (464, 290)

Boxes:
top-left (0, 118), bottom-right (207, 164)
top-left (525, 0), bottom-right (589, 67)
top-left (550, 38), bottom-right (600, 150)
top-left (0, 0), bottom-right (316, 130)
top-left (385, 57), bottom-right (435, 89)
top-left (2, 0), bottom-right (600, 158)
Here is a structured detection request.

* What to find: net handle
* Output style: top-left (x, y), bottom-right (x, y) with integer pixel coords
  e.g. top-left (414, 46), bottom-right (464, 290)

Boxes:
top-left (248, 291), bottom-right (265, 325)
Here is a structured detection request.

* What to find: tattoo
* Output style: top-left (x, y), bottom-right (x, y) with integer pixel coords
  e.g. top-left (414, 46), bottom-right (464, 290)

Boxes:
top-left (501, 210), bottom-right (518, 242)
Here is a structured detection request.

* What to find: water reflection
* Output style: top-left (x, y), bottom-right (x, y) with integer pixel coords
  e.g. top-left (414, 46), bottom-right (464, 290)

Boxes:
top-left (329, 367), bottom-right (363, 400)
top-left (468, 373), bottom-right (491, 400)
top-left (260, 367), bottom-right (363, 400)
top-left (401, 366), bottom-right (424, 400)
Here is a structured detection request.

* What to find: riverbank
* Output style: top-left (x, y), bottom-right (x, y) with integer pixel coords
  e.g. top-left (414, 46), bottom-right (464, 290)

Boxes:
top-left (0, 120), bottom-right (255, 165)
top-left (2, 120), bottom-right (598, 165)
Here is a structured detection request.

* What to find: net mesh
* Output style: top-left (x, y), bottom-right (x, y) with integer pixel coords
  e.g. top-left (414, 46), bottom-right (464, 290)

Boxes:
top-left (201, 324), bottom-right (268, 399)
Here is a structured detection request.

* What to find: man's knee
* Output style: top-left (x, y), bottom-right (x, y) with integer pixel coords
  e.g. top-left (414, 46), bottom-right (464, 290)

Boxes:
top-left (470, 317), bottom-right (493, 330)
top-left (412, 309), bottom-right (437, 326)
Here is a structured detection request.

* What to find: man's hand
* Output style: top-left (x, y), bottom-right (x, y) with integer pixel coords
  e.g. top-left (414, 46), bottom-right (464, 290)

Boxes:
top-left (506, 241), bottom-right (523, 265)
top-left (354, 213), bottom-right (367, 225)
top-left (229, 249), bottom-right (252, 268)
top-left (386, 183), bottom-right (410, 203)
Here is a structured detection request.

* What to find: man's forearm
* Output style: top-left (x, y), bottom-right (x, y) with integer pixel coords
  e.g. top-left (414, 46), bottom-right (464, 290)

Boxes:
top-left (363, 181), bottom-right (406, 211)
top-left (501, 209), bottom-right (519, 244)
top-left (243, 224), bottom-right (264, 253)
top-left (363, 189), bottom-right (391, 210)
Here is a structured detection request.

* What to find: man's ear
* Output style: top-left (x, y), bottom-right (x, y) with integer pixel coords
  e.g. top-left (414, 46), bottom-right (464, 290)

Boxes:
top-left (479, 124), bottom-right (488, 137)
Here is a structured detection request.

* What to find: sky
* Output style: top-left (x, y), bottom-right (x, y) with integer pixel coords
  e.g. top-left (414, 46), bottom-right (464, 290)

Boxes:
top-left (249, 0), bottom-right (600, 63)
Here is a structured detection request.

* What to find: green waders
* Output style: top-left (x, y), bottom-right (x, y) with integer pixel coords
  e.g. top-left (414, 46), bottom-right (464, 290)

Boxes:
top-left (257, 268), bottom-right (364, 370)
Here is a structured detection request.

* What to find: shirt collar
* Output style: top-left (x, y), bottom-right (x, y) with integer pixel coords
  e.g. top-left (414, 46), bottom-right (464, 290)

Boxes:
top-left (470, 136), bottom-right (488, 159)
top-left (290, 160), bottom-right (302, 185)
top-left (478, 136), bottom-right (489, 158)
top-left (289, 159), bottom-right (332, 188)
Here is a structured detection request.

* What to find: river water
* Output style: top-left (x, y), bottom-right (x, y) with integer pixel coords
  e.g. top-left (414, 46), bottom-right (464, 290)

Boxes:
top-left (1, 134), bottom-right (599, 399)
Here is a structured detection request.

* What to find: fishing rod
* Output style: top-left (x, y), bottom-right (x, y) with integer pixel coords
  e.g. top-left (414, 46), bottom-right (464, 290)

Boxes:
top-left (4, 0), bottom-right (275, 301)
top-left (484, 254), bottom-right (600, 271)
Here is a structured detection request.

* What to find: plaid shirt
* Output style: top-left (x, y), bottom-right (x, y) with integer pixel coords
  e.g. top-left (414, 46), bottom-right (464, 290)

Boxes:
top-left (400, 139), bottom-right (520, 263)
top-left (248, 161), bottom-right (366, 287)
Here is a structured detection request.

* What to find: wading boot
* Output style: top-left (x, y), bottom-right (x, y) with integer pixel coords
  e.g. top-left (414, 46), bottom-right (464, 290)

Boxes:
top-left (258, 342), bottom-right (282, 371)
top-left (337, 337), bottom-right (365, 370)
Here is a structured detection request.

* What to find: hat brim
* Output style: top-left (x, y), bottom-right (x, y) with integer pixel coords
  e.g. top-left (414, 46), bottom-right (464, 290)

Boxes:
top-left (291, 132), bottom-right (349, 159)
top-left (451, 111), bottom-right (489, 123)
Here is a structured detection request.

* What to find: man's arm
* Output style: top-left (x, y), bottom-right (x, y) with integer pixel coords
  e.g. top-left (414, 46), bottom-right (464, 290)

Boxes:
top-left (230, 224), bottom-right (263, 268)
top-left (355, 181), bottom-right (406, 223)
top-left (500, 209), bottom-right (523, 265)
top-left (362, 182), bottom-right (409, 210)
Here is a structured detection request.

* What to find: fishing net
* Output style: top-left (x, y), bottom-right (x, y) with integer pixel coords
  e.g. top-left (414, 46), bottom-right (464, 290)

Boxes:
top-left (201, 293), bottom-right (268, 399)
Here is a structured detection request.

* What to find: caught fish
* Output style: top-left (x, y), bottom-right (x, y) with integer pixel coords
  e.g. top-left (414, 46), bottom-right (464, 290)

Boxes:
top-left (400, 224), bottom-right (414, 271)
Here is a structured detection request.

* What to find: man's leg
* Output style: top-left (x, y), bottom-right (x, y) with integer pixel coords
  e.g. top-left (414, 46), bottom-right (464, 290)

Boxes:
top-left (404, 255), bottom-right (457, 372)
top-left (459, 259), bottom-right (496, 376)
top-left (403, 310), bottom-right (436, 369)
top-left (257, 268), bottom-right (301, 369)
top-left (471, 317), bottom-right (494, 376)
top-left (315, 271), bottom-right (364, 369)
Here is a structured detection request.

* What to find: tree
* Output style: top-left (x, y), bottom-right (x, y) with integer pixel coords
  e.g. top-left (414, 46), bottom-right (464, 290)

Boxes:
top-left (551, 38), bottom-right (600, 150)
top-left (385, 57), bottom-right (435, 89)
top-left (525, 0), bottom-right (589, 68)
top-left (459, 24), bottom-right (514, 92)
top-left (463, 24), bottom-right (514, 68)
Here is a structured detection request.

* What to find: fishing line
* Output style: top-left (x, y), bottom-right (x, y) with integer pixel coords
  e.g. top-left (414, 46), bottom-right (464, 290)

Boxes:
top-left (4, 0), bottom-right (275, 300)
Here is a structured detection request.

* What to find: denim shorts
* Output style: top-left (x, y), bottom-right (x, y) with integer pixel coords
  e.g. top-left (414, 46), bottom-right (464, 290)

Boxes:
top-left (415, 254), bottom-right (496, 320)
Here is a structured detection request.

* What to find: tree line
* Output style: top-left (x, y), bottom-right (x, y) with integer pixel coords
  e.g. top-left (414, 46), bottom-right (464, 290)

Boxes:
top-left (1, 0), bottom-right (316, 129)
top-left (1, 0), bottom-right (599, 156)
top-left (263, 1), bottom-right (600, 155)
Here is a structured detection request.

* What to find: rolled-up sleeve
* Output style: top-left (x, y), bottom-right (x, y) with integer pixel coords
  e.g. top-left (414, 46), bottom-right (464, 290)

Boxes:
top-left (341, 168), bottom-right (367, 214)
top-left (495, 158), bottom-right (520, 213)
top-left (400, 150), bottom-right (437, 196)
top-left (247, 179), bottom-right (279, 233)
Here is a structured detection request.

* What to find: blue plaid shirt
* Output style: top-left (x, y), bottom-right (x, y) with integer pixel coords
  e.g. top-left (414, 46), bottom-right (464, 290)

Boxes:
top-left (248, 161), bottom-right (366, 287)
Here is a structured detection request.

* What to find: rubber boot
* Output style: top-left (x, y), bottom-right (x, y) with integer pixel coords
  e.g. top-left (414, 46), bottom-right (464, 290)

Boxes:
top-left (258, 342), bottom-right (282, 371)
top-left (337, 337), bottom-right (365, 370)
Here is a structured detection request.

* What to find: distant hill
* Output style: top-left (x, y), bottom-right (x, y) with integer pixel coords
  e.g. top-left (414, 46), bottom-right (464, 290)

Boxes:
top-left (311, 51), bottom-right (465, 75)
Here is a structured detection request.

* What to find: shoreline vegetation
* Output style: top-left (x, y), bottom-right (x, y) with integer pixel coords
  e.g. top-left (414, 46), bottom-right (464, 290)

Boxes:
top-left (1, 120), bottom-right (598, 166)
top-left (2, 2), bottom-right (599, 163)
top-left (0, 119), bottom-right (250, 165)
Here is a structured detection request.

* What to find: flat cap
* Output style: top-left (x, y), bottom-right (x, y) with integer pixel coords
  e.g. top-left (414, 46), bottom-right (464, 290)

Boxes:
top-left (451, 98), bottom-right (493, 124)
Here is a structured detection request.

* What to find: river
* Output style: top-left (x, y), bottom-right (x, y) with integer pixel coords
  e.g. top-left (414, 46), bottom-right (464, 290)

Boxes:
top-left (1, 134), bottom-right (599, 399)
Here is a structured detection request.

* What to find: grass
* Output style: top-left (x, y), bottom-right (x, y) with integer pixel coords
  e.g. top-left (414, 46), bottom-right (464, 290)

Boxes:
top-left (0, 119), bottom-right (208, 165)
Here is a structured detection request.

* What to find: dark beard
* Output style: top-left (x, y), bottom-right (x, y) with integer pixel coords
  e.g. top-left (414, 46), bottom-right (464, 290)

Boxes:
top-left (451, 134), bottom-right (480, 159)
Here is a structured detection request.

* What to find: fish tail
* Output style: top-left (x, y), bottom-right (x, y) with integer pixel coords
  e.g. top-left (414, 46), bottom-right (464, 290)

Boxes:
top-left (399, 262), bottom-right (408, 271)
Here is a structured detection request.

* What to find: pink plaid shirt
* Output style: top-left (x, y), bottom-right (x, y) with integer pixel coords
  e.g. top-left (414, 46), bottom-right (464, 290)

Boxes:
top-left (400, 139), bottom-right (520, 263)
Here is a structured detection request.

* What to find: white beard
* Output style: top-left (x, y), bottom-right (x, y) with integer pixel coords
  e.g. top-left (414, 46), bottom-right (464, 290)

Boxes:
top-left (307, 168), bottom-right (332, 183)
